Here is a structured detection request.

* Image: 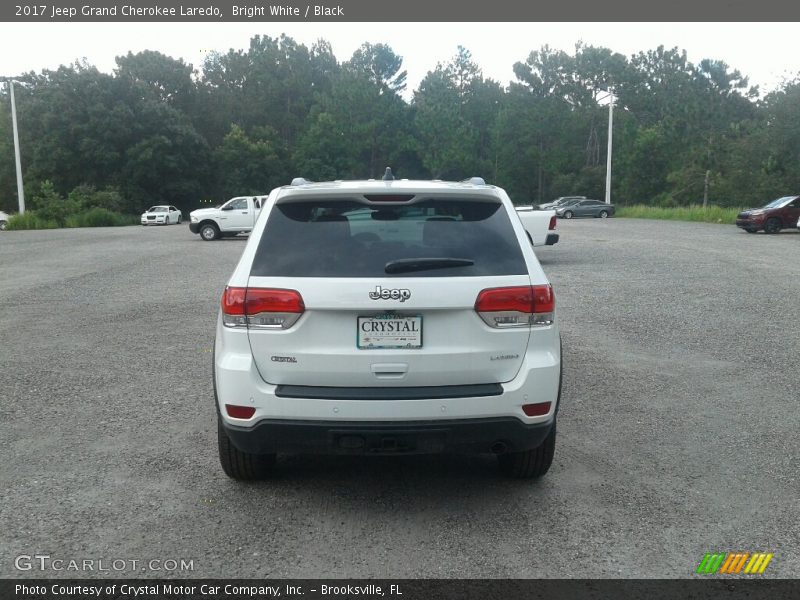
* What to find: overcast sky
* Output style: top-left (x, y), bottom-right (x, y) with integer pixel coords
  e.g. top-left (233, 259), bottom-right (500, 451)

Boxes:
top-left (2, 23), bottom-right (798, 96)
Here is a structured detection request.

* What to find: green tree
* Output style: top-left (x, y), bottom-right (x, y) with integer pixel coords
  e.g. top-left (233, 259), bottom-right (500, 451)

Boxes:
top-left (215, 124), bottom-right (286, 195)
top-left (348, 43), bottom-right (408, 94)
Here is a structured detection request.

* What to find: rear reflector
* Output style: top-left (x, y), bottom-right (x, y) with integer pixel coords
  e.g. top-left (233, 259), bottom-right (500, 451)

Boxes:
top-left (522, 402), bottom-right (551, 417)
top-left (475, 285), bottom-right (555, 328)
top-left (221, 287), bottom-right (304, 329)
top-left (225, 404), bottom-right (256, 419)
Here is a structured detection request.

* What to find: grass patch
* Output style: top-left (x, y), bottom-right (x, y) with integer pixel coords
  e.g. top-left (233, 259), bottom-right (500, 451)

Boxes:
top-left (616, 204), bottom-right (742, 224)
top-left (64, 208), bottom-right (140, 228)
top-left (6, 212), bottom-right (59, 230)
top-left (7, 209), bottom-right (139, 229)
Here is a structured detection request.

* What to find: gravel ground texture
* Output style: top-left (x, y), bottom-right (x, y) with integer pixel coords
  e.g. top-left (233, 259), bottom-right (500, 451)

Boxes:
top-left (1, 219), bottom-right (798, 579)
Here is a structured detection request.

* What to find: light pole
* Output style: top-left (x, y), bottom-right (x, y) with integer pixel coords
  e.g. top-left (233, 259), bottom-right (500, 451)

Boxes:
top-left (6, 80), bottom-right (25, 214)
top-left (604, 88), bottom-right (614, 205)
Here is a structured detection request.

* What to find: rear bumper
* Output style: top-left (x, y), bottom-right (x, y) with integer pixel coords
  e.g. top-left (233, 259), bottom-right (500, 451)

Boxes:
top-left (222, 416), bottom-right (555, 455)
top-left (214, 315), bottom-right (562, 452)
top-left (545, 233), bottom-right (559, 245)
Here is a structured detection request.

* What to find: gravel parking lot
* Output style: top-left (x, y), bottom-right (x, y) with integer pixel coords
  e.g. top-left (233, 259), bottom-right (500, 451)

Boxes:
top-left (1, 220), bottom-right (798, 578)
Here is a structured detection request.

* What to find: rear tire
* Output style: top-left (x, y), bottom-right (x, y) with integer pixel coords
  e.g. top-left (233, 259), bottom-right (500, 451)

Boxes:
top-left (200, 223), bottom-right (220, 241)
top-left (217, 415), bottom-right (276, 480)
top-left (764, 218), bottom-right (781, 234)
top-left (498, 421), bottom-right (556, 479)
top-left (745, 228), bottom-right (758, 233)
top-left (563, 211), bottom-right (573, 219)
top-left (599, 210), bottom-right (609, 219)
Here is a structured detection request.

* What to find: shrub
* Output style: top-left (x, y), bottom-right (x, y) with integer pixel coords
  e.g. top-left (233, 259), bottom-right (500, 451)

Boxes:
top-left (68, 185), bottom-right (126, 213)
top-left (29, 181), bottom-right (80, 226)
top-left (9, 182), bottom-right (137, 229)
top-left (654, 193), bottom-right (678, 208)
top-left (65, 208), bottom-right (139, 228)
top-left (6, 212), bottom-right (59, 230)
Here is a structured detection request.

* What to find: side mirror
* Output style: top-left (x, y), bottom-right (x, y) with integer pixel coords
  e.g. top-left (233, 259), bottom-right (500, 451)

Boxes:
top-left (221, 205), bottom-right (233, 211)
top-left (526, 230), bottom-right (534, 246)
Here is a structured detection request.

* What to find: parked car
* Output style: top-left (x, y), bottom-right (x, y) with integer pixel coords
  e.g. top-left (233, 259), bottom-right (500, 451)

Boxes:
top-left (189, 195), bottom-right (266, 240)
top-left (537, 196), bottom-right (586, 210)
top-left (556, 199), bottom-right (614, 219)
top-left (735, 195), bottom-right (800, 234)
top-left (214, 173), bottom-right (561, 480)
top-left (0, 210), bottom-right (8, 230)
top-left (141, 205), bottom-right (182, 225)
top-left (515, 207), bottom-right (559, 246)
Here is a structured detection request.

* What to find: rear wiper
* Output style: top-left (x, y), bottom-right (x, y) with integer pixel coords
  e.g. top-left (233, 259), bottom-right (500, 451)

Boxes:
top-left (384, 258), bottom-right (474, 274)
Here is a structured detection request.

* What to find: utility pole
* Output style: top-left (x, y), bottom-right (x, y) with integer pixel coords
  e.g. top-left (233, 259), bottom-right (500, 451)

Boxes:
top-left (604, 88), bottom-right (614, 205)
top-left (7, 81), bottom-right (25, 214)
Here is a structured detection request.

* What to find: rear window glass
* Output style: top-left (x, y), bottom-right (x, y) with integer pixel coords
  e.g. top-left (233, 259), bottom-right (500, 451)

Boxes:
top-left (251, 199), bottom-right (527, 278)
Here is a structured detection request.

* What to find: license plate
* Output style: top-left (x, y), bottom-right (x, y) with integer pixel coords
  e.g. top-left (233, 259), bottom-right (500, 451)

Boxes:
top-left (357, 315), bottom-right (422, 349)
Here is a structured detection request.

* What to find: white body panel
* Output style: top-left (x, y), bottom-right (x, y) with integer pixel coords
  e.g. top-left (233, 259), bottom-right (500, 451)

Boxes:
top-left (245, 275), bottom-right (533, 387)
top-left (215, 313), bottom-right (560, 424)
top-left (515, 208), bottom-right (557, 246)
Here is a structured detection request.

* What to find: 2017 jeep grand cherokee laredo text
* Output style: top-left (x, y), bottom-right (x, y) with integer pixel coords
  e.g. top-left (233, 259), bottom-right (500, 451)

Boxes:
top-left (214, 174), bottom-right (562, 480)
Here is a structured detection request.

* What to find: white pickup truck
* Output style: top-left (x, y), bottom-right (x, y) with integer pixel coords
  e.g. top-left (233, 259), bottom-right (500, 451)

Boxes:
top-left (515, 206), bottom-right (559, 247)
top-left (189, 195), bottom-right (267, 241)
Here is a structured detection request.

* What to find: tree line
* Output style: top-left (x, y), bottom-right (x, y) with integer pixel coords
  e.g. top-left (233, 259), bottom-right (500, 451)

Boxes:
top-left (1, 35), bottom-right (798, 216)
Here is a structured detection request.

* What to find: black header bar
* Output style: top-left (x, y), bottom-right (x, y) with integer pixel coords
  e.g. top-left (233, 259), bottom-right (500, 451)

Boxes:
top-left (3, 0), bottom-right (800, 22)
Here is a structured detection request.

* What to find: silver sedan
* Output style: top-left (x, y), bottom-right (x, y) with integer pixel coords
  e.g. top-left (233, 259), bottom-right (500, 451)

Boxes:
top-left (556, 200), bottom-right (615, 219)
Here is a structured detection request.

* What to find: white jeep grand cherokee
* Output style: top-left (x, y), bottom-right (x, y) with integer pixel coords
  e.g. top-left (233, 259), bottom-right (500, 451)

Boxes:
top-left (214, 173), bottom-right (562, 480)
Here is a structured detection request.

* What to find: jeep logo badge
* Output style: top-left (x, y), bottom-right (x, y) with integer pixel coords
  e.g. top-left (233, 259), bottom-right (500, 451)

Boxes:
top-left (369, 286), bottom-right (411, 302)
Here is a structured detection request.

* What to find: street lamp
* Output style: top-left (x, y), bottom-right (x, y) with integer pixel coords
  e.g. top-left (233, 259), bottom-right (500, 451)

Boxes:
top-left (604, 88), bottom-right (614, 205)
top-left (4, 80), bottom-right (25, 214)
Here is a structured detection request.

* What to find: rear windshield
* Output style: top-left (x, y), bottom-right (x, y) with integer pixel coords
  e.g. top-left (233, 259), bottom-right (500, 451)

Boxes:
top-left (251, 199), bottom-right (527, 278)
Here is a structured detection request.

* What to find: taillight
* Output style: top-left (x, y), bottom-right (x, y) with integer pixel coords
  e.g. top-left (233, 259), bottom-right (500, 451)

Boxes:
top-left (548, 216), bottom-right (557, 231)
top-left (475, 285), bottom-right (554, 328)
top-left (221, 287), bottom-right (304, 329)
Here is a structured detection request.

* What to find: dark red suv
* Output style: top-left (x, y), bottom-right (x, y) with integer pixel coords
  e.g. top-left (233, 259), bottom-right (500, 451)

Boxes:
top-left (736, 196), bottom-right (800, 233)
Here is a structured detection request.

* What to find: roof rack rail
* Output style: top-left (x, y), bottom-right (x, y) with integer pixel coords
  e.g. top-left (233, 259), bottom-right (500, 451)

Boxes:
top-left (290, 177), bottom-right (313, 186)
top-left (462, 177), bottom-right (486, 185)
